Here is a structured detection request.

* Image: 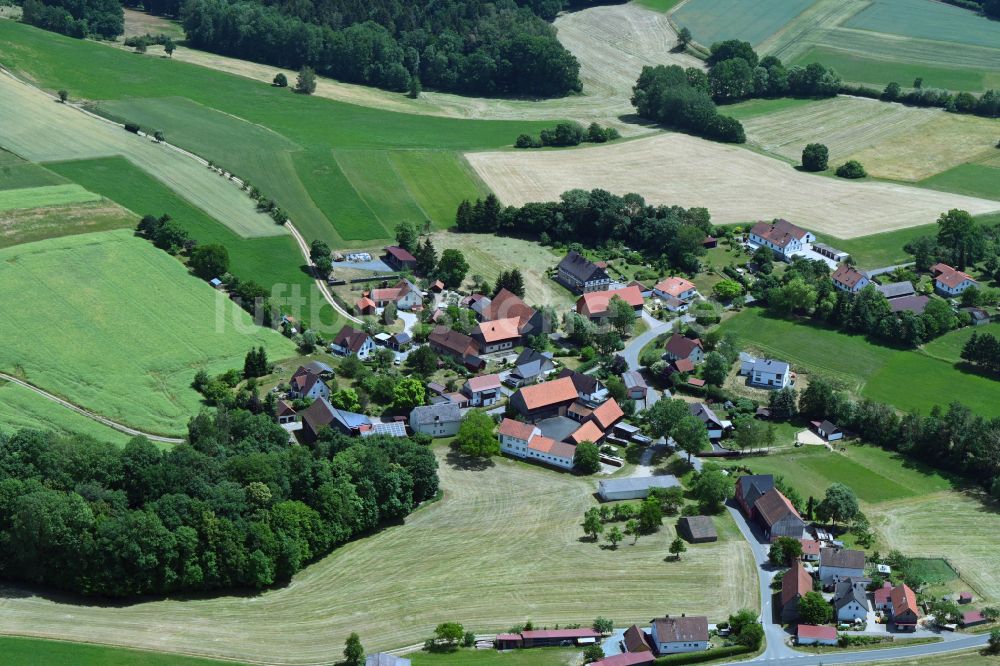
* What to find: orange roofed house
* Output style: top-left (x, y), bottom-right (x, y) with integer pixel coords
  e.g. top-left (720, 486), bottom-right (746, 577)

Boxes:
top-left (576, 285), bottom-right (644, 320)
top-left (653, 277), bottom-right (698, 312)
top-left (932, 263), bottom-right (978, 296)
top-left (484, 288), bottom-right (544, 336)
top-left (473, 317), bottom-right (521, 353)
top-left (508, 376), bottom-right (580, 422)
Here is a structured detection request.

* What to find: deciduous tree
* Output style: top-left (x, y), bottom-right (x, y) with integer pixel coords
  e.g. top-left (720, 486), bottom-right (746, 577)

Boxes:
top-left (456, 410), bottom-right (498, 457)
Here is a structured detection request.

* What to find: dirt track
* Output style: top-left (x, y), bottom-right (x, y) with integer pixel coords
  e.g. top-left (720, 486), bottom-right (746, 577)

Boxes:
top-left (466, 132), bottom-right (1000, 238)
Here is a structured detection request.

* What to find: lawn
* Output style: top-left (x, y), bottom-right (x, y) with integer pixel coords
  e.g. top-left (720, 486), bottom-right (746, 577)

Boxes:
top-left (0, 635), bottom-right (244, 666)
top-left (409, 647), bottom-right (580, 665)
top-left (0, 450), bottom-right (757, 662)
top-left (44, 157), bottom-right (339, 331)
top-left (673, 0), bottom-right (817, 47)
top-left (0, 380), bottom-right (132, 446)
top-left (813, 224), bottom-right (936, 269)
top-left (0, 184), bottom-right (100, 211)
top-left (0, 229), bottom-right (297, 436)
top-left (718, 308), bottom-right (1000, 416)
top-left (920, 164), bottom-right (1000, 201)
top-left (0, 20), bottom-right (554, 247)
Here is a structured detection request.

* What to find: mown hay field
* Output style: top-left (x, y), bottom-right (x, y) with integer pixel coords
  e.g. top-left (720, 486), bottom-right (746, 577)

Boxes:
top-left (0, 450), bottom-right (757, 662)
top-left (0, 199), bottom-right (135, 249)
top-left (0, 229), bottom-right (296, 436)
top-left (0, 184), bottom-right (100, 211)
top-left (741, 96), bottom-right (1000, 182)
top-left (466, 133), bottom-right (1000, 239)
top-left (0, 380), bottom-right (132, 447)
top-left (672, 0), bottom-right (817, 47)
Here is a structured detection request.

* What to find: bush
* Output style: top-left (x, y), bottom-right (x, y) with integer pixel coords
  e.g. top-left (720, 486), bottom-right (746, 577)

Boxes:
top-left (654, 645), bottom-right (752, 664)
top-left (124, 122), bottom-right (140, 134)
top-left (801, 143), bottom-right (829, 172)
top-left (835, 160), bottom-right (867, 179)
top-left (273, 73), bottom-right (288, 87)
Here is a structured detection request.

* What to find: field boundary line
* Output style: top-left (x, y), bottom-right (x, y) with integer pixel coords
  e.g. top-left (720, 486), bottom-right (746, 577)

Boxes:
top-left (0, 373), bottom-right (184, 443)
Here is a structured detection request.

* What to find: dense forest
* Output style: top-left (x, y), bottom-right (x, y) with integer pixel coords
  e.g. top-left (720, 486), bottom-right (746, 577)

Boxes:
top-left (456, 190), bottom-right (713, 272)
top-left (176, 0), bottom-right (582, 96)
top-left (0, 410), bottom-right (437, 597)
top-left (21, 0), bottom-right (123, 39)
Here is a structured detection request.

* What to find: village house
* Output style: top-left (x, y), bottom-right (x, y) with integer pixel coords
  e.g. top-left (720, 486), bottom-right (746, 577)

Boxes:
top-left (753, 488), bottom-right (806, 541)
top-left (506, 348), bottom-right (555, 387)
top-left (298, 397), bottom-right (371, 443)
top-left (428, 326), bottom-right (485, 371)
top-left (462, 373), bottom-right (502, 407)
top-left (330, 325), bottom-right (375, 359)
top-left (831, 264), bottom-right (870, 293)
top-left (485, 288), bottom-right (544, 336)
top-left (509, 376), bottom-right (580, 421)
top-left (678, 515), bottom-right (718, 543)
top-left (748, 219), bottom-right (815, 261)
top-left (932, 263), bottom-right (978, 296)
top-left (797, 625), bottom-right (837, 647)
top-left (653, 276), bottom-right (698, 311)
top-left (576, 285), bottom-right (645, 320)
top-left (288, 366), bottom-right (330, 401)
top-left (736, 474), bottom-right (774, 517)
top-left (497, 418), bottom-right (577, 470)
top-left (689, 402), bottom-right (728, 440)
top-left (799, 538), bottom-right (821, 561)
top-left (276, 400), bottom-right (297, 425)
top-left (876, 281), bottom-right (915, 300)
top-left (409, 403), bottom-right (462, 438)
top-left (568, 419), bottom-right (605, 446)
top-left (557, 368), bottom-right (609, 404)
top-left (781, 560), bottom-right (815, 623)
top-left (622, 370), bottom-right (648, 401)
top-left (557, 250), bottom-right (612, 293)
top-left (356, 296), bottom-right (376, 315)
top-left (742, 358), bottom-right (792, 390)
top-left (886, 583), bottom-right (920, 631)
top-left (664, 333), bottom-right (704, 365)
top-left (833, 578), bottom-right (871, 623)
top-left (649, 615), bottom-right (709, 655)
top-left (812, 420), bottom-right (843, 441)
top-left (819, 548), bottom-right (866, 586)
top-left (962, 610), bottom-right (988, 628)
top-left (369, 279), bottom-right (423, 311)
top-left (382, 245), bottom-right (417, 271)
top-left (473, 317), bottom-right (521, 353)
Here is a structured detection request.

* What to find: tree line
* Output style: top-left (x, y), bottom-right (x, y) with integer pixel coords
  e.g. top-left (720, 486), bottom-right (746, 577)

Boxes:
top-left (843, 80), bottom-right (1000, 120)
top-left (456, 190), bottom-right (714, 273)
top-left (962, 331), bottom-right (1000, 374)
top-left (22, 0), bottom-right (123, 39)
top-left (178, 0), bottom-right (581, 97)
top-left (515, 122), bottom-right (620, 148)
top-left (0, 411), bottom-right (437, 597)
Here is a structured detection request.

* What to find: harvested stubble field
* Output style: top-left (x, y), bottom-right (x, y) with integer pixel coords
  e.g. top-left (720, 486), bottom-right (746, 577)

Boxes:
top-left (741, 96), bottom-right (1000, 182)
top-left (0, 229), bottom-right (296, 436)
top-left (466, 133), bottom-right (1000, 238)
top-left (0, 72), bottom-right (280, 239)
top-left (0, 451), bottom-right (757, 663)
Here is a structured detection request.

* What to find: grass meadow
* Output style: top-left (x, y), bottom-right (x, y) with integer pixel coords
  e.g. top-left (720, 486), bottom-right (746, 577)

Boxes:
top-left (0, 199), bottom-right (136, 249)
top-left (0, 449), bottom-right (757, 662)
top-left (672, 0), bottom-right (817, 47)
top-left (719, 308), bottom-right (1000, 416)
top-left (409, 648), bottom-right (580, 665)
top-left (0, 636), bottom-right (244, 666)
top-left (0, 229), bottom-right (296, 435)
top-left (0, 183), bottom-right (100, 211)
top-left (812, 224), bottom-right (936, 269)
top-left (0, 380), bottom-right (132, 446)
top-left (920, 164), bottom-right (1000, 201)
top-left (0, 20), bottom-right (554, 247)
top-left (0, 150), bottom-right (68, 190)
top-left (844, 0), bottom-right (1000, 50)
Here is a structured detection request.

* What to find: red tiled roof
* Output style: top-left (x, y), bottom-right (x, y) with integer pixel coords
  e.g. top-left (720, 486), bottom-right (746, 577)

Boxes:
top-left (591, 398), bottom-right (624, 430)
top-left (797, 625), bottom-right (837, 640)
top-left (890, 584), bottom-right (918, 618)
top-left (832, 264), bottom-right (866, 288)
top-left (673, 358), bottom-right (696, 374)
top-left (332, 325), bottom-right (369, 353)
top-left (569, 420), bottom-right (605, 445)
top-left (963, 611), bottom-right (986, 624)
top-left (750, 219), bottom-right (809, 249)
top-left (498, 418), bottom-right (537, 441)
top-left (623, 624), bottom-right (652, 653)
top-left (476, 317), bottom-right (521, 343)
top-left (516, 376), bottom-right (579, 411)
top-left (357, 296), bottom-right (376, 311)
top-left (936, 265), bottom-right (977, 289)
top-left (874, 582), bottom-right (892, 606)
top-left (782, 561), bottom-right (813, 606)
top-left (528, 435), bottom-right (577, 460)
top-left (466, 373), bottom-right (502, 393)
top-left (485, 289), bottom-right (537, 330)
top-left (654, 276), bottom-right (696, 298)
top-left (665, 333), bottom-right (702, 359)
top-left (371, 287), bottom-right (402, 301)
top-left (577, 286), bottom-right (644, 318)
top-left (687, 377), bottom-right (706, 387)
top-left (799, 539), bottom-right (820, 555)
top-left (276, 400), bottom-right (296, 417)
top-left (495, 634), bottom-right (521, 641)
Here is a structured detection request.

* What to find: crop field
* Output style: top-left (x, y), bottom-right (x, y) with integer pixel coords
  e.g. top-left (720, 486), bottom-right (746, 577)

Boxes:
top-left (0, 450), bottom-right (757, 662)
top-left (718, 309), bottom-right (1000, 416)
top-left (1, 635), bottom-right (243, 666)
top-left (388, 152), bottom-right (490, 224)
top-left (0, 21), bottom-right (554, 248)
top-left (0, 380), bottom-right (132, 446)
top-left (672, 0), bottom-right (817, 47)
top-left (0, 229), bottom-right (296, 436)
top-left (844, 0), bottom-right (1000, 50)
top-left (871, 651), bottom-right (1000, 666)
top-left (466, 133), bottom-right (1000, 239)
top-left (920, 164), bottom-right (1000, 201)
top-left (741, 96), bottom-right (1000, 182)
top-left (429, 232), bottom-right (576, 310)
top-left (0, 184), bottom-right (100, 211)
top-left (0, 150), bottom-right (68, 190)
top-left (122, 8), bottom-right (185, 40)
top-left (0, 199), bottom-right (135, 249)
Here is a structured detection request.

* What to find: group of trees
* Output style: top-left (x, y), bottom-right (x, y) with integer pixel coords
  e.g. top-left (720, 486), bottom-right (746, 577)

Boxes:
top-left (870, 79), bottom-right (1000, 120)
top-left (802, 146), bottom-right (866, 178)
top-left (124, 33), bottom-right (177, 57)
top-left (630, 64), bottom-right (746, 143)
top-left (909, 208), bottom-right (999, 272)
top-left (0, 412), bottom-right (438, 596)
top-left (178, 0), bottom-right (581, 97)
top-left (456, 190), bottom-right (714, 272)
top-left (644, 398), bottom-right (711, 462)
top-left (961, 331), bottom-right (1000, 374)
top-left (581, 492), bottom-right (670, 548)
top-left (515, 122), bottom-right (620, 148)
top-left (705, 39), bottom-right (841, 102)
top-left (22, 0), bottom-right (123, 39)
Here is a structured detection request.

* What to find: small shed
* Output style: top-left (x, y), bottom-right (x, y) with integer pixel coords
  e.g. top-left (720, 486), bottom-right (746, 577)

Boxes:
top-left (812, 420), bottom-right (843, 441)
top-left (959, 592), bottom-right (974, 604)
top-left (678, 516), bottom-right (718, 543)
top-left (209, 277), bottom-right (224, 289)
top-left (365, 654), bottom-right (411, 666)
top-left (962, 610), bottom-right (987, 627)
top-left (597, 475), bottom-right (679, 501)
top-left (797, 624), bottom-right (837, 646)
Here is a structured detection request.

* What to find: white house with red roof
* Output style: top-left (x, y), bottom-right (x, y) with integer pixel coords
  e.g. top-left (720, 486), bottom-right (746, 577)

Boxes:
top-left (748, 219), bottom-right (815, 260)
top-left (497, 418), bottom-right (576, 469)
top-left (368, 279), bottom-right (423, 311)
top-left (653, 277), bottom-right (698, 312)
top-left (330, 324), bottom-right (375, 359)
top-left (797, 625), bottom-right (837, 646)
top-left (664, 333), bottom-right (704, 365)
top-left (462, 373), bottom-right (502, 407)
top-left (831, 264), bottom-right (870, 293)
top-left (932, 263), bottom-right (978, 296)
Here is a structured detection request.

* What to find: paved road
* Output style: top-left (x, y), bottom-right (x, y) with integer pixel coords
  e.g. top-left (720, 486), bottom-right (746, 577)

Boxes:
top-left (722, 502), bottom-right (989, 665)
top-left (0, 372), bottom-right (185, 444)
top-left (284, 222), bottom-right (363, 325)
top-left (623, 313), bottom-right (692, 371)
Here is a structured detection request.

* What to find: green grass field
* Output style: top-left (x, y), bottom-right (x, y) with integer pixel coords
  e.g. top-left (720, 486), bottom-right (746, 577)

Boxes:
top-left (844, 0), bottom-right (1000, 50)
top-left (0, 636), bottom-right (244, 666)
top-left (0, 380), bottom-right (132, 446)
top-left (673, 0), bottom-right (817, 46)
top-left (634, 0), bottom-right (684, 12)
top-left (922, 322), bottom-right (1000, 363)
top-left (719, 308), bottom-right (1000, 415)
top-left (0, 184), bottom-right (100, 211)
top-left (813, 224), bottom-right (936, 269)
top-left (0, 149), bottom-right (68, 190)
top-left (919, 164), bottom-right (1000, 201)
top-left (0, 229), bottom-right (296, 435)
top-left (0, 21), bottom-right (554, 247)
top-left (0, 199), bottom-right (136, 249)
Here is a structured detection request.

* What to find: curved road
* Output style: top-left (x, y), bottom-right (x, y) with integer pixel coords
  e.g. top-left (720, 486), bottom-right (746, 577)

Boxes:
top-left (0, 373), bottom-right (184, 444)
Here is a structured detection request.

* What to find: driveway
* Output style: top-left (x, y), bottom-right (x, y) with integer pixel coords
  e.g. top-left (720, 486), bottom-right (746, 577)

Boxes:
top-left (398, 311), bottom-right (418, 335)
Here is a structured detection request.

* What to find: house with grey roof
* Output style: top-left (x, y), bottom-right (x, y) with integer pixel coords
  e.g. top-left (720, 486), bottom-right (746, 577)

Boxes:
top-left (556, 251), bottom-right (611, 293)
top-left (507, 348), bottom-right (556, 387)
top-left (834, 578), bottom-right (871, 622)
top-left (876, 281), bottom-right (915, 299)
top-left (622, 370), bottom-right (648, 401)
top-left (743, 358), bottom-right (791, 389)
top-left (409, 403), bottom-right (462, 438)
top-left (820, 548), bottom-right (866, 586)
